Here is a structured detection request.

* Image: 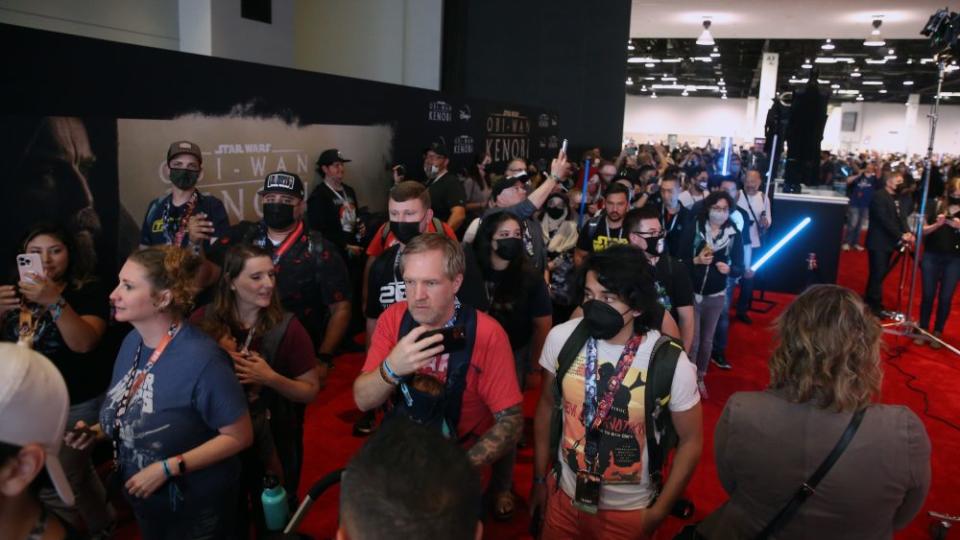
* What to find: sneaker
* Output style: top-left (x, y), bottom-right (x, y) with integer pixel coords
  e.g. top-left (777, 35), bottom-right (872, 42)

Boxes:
top-left (352, 410), bottom-right (376, 437)
top-left (854, 245), bottom-right (865, 252)
top-left (697, 378), bottom-right (709, 400)
top-left (931, 331), bottom-right (943, 350)
top-left (736, 312), bottom-right (753, 324)
top-left (711, 354), bottom-right (732, 370)
top-left (841, 243), bottom-right (851, 251)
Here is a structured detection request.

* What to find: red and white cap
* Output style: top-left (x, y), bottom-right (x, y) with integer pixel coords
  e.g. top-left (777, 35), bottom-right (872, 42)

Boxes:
top-left (0, 343), bottom-right (74, 505)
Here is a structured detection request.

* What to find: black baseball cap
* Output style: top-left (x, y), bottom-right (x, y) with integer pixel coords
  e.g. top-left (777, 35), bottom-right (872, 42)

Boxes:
top-left (491, 176), bottom-right (527, 201)
top-left (167, 140), bottom-right (202, 164)
top-left (316, 149), bottom-right (352, 167)
top-left (259, 171), bottom-right (305, 199)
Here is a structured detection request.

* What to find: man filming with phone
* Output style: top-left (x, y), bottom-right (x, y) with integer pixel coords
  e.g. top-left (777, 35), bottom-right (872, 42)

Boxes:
top-left (353, 233), bottom-right (523, 467)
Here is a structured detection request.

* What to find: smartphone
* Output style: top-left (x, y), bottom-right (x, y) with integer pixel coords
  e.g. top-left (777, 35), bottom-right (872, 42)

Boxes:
top-left (68, 424), bottom-right (96, 438)
top-left (16, 253), bottom-right (44, 284)
top-left (560, 139), bottom-right (568, 155)
top-left (418, 325), bottom-right (467, 353)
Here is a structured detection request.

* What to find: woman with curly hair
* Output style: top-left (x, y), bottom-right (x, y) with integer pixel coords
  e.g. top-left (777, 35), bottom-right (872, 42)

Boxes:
top-left (66, 246), bottom-right (252, 539)
top-left (695, 285), bottom-right (931, 539)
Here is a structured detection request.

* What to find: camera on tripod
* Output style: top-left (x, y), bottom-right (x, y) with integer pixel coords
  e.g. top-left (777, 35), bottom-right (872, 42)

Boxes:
top-left (922, 9), bottom-right (960, 59)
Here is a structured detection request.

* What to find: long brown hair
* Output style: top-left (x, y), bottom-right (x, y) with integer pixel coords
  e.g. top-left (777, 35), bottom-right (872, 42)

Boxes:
top-left (203, 244), bottom-right (283, 341)
top-left (768, 284), bottom-right (882, 412)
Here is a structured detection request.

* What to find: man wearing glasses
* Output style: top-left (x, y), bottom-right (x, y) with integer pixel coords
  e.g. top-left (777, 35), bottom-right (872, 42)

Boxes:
top-left (624, 206), bottom-right (695, 352)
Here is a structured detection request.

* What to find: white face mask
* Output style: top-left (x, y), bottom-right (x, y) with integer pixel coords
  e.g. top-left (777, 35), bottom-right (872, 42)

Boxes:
top-left (426, 164), bottom-right (439, 179)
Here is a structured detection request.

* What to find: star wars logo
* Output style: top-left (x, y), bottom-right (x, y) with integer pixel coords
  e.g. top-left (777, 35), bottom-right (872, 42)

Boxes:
top-left (428, 101), bottom-right (453, 122)
top-left (453, 135), bottom-right (475, 155)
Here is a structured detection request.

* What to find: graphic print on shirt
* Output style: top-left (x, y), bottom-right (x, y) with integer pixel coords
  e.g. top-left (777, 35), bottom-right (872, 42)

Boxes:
top-left (561, 353), bottom-right (647, 484)
top-left (592, 235), bottom-right (629, 253)
top-left (104, 371), bottom-right (166, 470)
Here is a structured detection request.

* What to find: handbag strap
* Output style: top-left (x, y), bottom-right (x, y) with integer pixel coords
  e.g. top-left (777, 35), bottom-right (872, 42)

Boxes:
top-left (755, 408), bottom-right (866, 540)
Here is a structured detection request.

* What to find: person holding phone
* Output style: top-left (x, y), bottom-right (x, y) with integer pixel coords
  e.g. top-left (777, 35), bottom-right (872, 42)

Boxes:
top-left (66, 246), bottom-right (252, 540)
top-left (678, 191), bottom-right (744, 398)
top-left (0, 223), bottom-right (114, 538)
top-left (472, 211), bottom-right (552, 520)
top-left (353, 233), bottom-right (522, 469)
top-left (192, 244), bottom-right (319, 534)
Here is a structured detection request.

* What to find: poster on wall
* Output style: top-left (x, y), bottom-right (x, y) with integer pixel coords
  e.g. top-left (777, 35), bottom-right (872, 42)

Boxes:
top-left (118, 117), bottom-right (394, 226)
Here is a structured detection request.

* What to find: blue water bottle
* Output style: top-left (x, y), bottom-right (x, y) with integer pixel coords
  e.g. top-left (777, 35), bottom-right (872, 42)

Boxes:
top-left (261, 474), bottom-right (289, 531)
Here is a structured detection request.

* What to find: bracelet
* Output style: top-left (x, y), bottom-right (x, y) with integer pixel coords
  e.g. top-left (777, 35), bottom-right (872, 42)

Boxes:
top-left (533, 475), bottom-right (547, 485)
top-left (161, 459), bottom-right (172, 479)
top-left (379, 362), bottom-right (398, 386)
top-left (382, 359), bottom-right (402, 381)
top-left (48, 296), bottom-right (66, 323)
top-left (175, 454), bottom-right (186, 476)
top-left (549, 174), bottom-right (561, 181)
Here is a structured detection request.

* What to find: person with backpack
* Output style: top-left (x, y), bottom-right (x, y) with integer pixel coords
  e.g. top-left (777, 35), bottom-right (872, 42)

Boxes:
top-left (191, 244), bottom-right (320, 534)
top-left (205, 171), bottom-right (351, 496)
top-left (531, 245), bottom-right (702, 539)
top-left (353, 233), bottom-right (523, 468)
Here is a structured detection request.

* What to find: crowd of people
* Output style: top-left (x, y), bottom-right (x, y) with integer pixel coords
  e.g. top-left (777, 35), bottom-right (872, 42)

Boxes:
top-left (0, 136), bottom-right (942, 540)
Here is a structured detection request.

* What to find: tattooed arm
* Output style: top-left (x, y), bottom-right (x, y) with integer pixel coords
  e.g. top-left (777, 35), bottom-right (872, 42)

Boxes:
top-left (466, 404), bottom-right (523, 467)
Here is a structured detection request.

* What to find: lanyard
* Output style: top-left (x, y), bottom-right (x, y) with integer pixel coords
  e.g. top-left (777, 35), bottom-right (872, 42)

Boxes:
top-left (270, 221), bottom-right (304, 266)
top-left (581, 334), bottom-right (644, 471)
top-left (603, 218), bottom-right (624, 240)
top-left (325, 181), bottom-right (348, 204)
top-left (111, 325), bottom-right (176, 470)
top-left (162, 191), bottom-right (199, 247)
top-left (662, 208), bottom-right (679, 234)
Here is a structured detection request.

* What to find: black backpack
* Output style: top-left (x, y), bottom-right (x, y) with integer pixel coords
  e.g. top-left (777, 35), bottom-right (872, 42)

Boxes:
top-left (384, 305), bottom-right (478, 441)
top-left (548, 320), bottom-right (684, 504)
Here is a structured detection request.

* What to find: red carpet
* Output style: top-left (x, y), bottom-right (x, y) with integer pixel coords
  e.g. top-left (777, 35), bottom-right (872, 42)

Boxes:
top-left (116, 244), bottom-right (960, 539)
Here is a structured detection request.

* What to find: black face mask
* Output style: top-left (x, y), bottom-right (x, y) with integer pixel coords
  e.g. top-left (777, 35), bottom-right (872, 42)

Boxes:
top-left (263, 203), bottom-right (295, 230)
top-left (582, 300), bottom-right (628, 340)
top-left (169, 168), bottom-right (200, 190)
top-left (390, 220), bottom-right (421, 244)
top-left (642, 234), bottom-right (664, 257)
top-left (494, 238), bottom-right (523, 261)
top-left (948, 196), bottom-right (960, 205)
top-left (545, 207), bottom-right (565, 220)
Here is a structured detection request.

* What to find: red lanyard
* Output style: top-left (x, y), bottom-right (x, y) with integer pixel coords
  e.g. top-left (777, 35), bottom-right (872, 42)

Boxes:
top-left (171, 192), bottom-right (199, 247)
top-left (271, 221), bottom-right (304, 266)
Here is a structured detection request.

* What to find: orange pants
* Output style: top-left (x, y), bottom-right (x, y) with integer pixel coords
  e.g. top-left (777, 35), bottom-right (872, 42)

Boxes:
top-left (541, 477), bottom-right (654, 540)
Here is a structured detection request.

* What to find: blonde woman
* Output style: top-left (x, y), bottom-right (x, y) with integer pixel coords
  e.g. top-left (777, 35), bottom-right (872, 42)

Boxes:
top-left (696, 285), bottom-right (930, 539)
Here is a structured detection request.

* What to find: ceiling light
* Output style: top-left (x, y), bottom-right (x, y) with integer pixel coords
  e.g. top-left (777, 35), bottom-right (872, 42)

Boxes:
top-left (718, 81), bottom-right (726, 86)
top-left (879, 89), bottom-right (887, 94)
top-left (921, 58), bottom-right (936, 64)
top-left (627, 43), bottom-right (635, 51)
top-left (851, 71), bottom-right (862, 78)
top-left (831, 84), bottom-right (840, 89)
top-left (802, 59), bottom-right (813, 69)
top-left (837, 89), bottom-right (860, 95)
top-left (885, 55), bottom-right (897, 61)
top-left (696, 20), bottom-right (715, 46)
top-left (628, 57), bottom-right (660, 64)
top-left (862, 80), bottom-right (883, 86)
top-left (710, 51), bottom-right (721, 58)
top-left (903, 81), bottom-right (914, 86)
top-left (856, 95), bottom-right (864, 101)
top-left (721, 94), bottom-right (728, 99)
top-left (641, 85), bottom-right (648, 91)
top-left (939, 92), bottom-right (960, 97)
top-left (887, 48), bottom-right (894, 55)
top-left (865, 58), bottom-right (888, 65)
top-left (815, 57), bottom-right (855, 64)
top-left (821, 39), bottom-right (835, 51)
top-left (645, 63), bottom-right (655, 68)
top-left (682, 90), bottom-right (689, 96)
top-left (864, 19), bottom-right (885, 46)
top-left (626, 77), bottom-right (634, 85)
top-left (661, 58), bottom-right (682, 63)
top-left (650, 92), bottom-right (657, 99)
top-left (907, 58), bottom-right (914, 64)
top-left (789, 77), bottom-right (808, 84)
top-left (662, 76), bottom-right (677, 82)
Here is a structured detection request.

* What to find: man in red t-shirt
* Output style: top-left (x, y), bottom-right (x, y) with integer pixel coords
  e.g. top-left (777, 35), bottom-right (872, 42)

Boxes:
top-left (354, 233), bottom-right (522, 466)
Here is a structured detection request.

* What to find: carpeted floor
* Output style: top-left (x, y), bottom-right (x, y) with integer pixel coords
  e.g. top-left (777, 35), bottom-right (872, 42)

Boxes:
top-left (116, 241), bottom-right (960, 539)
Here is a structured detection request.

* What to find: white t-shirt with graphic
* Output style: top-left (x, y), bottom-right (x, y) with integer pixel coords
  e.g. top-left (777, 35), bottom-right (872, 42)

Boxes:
top-left (539, 319), bottom-right (700, 510)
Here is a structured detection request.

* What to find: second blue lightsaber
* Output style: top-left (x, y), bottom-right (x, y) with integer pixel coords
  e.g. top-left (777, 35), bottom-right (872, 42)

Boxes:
top-left (750, 217), bottom-right (812, 272)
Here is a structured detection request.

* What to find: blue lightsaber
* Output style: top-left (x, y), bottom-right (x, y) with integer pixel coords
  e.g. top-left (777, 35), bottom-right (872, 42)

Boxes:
top-left (721, 137), bottom-right (732, 175)
top-left (578, 158), bottom-right (591, 227)
top-left (750, 217), bottom-right (812, 272)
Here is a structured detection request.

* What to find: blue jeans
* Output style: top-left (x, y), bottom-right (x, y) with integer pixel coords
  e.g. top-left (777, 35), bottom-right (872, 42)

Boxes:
top-left (845, 206), bottom-right (869, 246)
top-left (920, 251), bottom-right (960, 333)
top-left (712, 277), bottom-right (737, 356)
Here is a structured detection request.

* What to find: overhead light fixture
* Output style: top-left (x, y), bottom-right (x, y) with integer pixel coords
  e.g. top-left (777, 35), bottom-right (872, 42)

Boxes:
top-left (831, 84), bottom-right (840, 89)
top-left (682, 90), bottom-right (690, 96)
top-left (821, 39), bottom-right (835, 51)
top-left (802, 59), bottom-right (813, 69)
top-left (921, 58), bottom-right (936, 64)
top-left (903, 80), bottom-right (914, 86)
top-left (862, 80), bottom-right (884, 86)
top-left (939, 92), bottom-right (960, 97)
top-left (691, 56), bottom-right (713, 63)
top-left (879, 89), bottom-right (888, 94)
top-left (856, 95), bottom-right (864, 101)
top-left (645, 63), bottom-right (655, 68)
top-left (661, 58), bottom-right (682, 63)
top-left (710, 51), bottom-right (721, 58)
top-left (641, 85), bottom-right (648, 91)
top-left (864, 19), bottom-right (885, 47)
top-left (837, 89), bottom-right (860, 95)
top-left (851, 71), bottom-right (862, 78)
top-left (907, 58), bottom-right (914, 64)
top-left (865, 58), bottom-right (889, 65)
top-left (650, 92), bottom-right (658, 99)
top-left (721, 94), bottom-right (728, 100)
top-left (628, 57), bottom-right (660, 64)
top-left (626, 77), bottom-right (634, 86)
top-left (661, 76), bottom-right (677, 81)
top-left (718, 80), bottom-right (726, 86)
top-left (815, 57), bottom-right (855, 64)
top-left (696, 20), bottom-right (715, 46)
top-left (627, 42), bottom-right (635, 51)
top-left (887, 48), bottom-right (894, 55)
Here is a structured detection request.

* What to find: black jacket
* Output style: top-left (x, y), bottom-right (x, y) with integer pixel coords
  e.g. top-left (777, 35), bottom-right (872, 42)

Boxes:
top-left (866, 189), bottom-right (907, 252)
top-left (679, 218), bottom-right (744, 297)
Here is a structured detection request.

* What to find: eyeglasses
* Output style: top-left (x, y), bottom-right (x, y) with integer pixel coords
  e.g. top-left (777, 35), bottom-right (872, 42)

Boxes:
top-left (630, 230), bottom-right (662, 238)
top-left (709, 206), bottom-right (729, 212)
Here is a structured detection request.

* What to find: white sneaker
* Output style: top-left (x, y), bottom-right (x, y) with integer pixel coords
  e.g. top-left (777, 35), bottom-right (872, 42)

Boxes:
top-left (841, 243), bottom-right (851, 251)
top-left (854, 245), bottom-right (865, 252)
